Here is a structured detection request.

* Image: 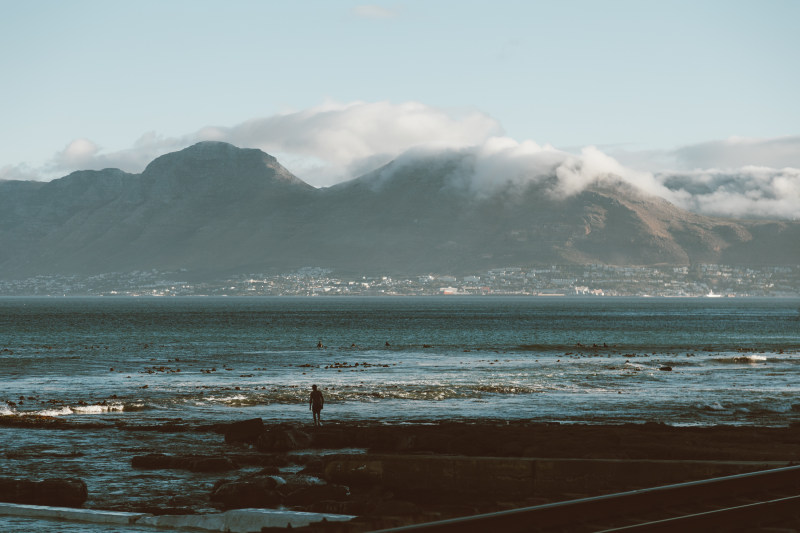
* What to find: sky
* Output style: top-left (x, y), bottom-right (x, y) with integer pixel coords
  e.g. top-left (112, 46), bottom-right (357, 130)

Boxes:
top-left (1, 0), bottom-right (799, 219)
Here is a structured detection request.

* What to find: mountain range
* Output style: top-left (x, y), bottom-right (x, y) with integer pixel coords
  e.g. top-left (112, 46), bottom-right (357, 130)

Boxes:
top-left (1, 141), bottom-right (798, 280)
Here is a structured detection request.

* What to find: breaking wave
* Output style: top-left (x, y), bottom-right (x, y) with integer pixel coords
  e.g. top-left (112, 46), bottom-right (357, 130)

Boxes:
top-left (711, 354), bottom-right (768, 364)
top-left (696, 401), bottom-right (727, 412)
top-left (72, 403), bottom-right (125, 414)
top-left (9, 402), bottom-right (146, 417)
top-left (35, 406), bottom-right (74, 417)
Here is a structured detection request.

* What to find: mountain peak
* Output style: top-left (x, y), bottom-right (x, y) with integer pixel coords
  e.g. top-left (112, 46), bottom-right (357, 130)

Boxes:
top-left (141, 141), bottom-right (312, 195)
top-left (176, 141), bottom-right (276, 161)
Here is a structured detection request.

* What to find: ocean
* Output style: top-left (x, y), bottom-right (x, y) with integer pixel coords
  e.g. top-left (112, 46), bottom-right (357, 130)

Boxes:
top-left (1, 296), bottom-right (799, 528)
top-left (3, 296), bottom-right (799, 426)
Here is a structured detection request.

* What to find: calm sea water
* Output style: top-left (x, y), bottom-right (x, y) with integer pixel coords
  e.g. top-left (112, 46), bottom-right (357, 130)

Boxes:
top-left (2, 296), bottom-right (799, 427)
top-left (1, 296), bottom-right (799, 529)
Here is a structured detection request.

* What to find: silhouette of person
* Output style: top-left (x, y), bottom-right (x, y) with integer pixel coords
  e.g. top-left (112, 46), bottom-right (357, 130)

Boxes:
top-left (309, 384), bottom-right (324, 426)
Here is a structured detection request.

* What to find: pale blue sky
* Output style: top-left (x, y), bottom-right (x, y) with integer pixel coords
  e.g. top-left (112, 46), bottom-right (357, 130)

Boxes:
top-left (1, 0), bottom-right (799, 193)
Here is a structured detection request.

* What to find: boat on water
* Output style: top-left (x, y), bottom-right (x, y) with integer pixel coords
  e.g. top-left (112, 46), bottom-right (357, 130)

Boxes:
top-left (706, 290), bottom-right (723, 298)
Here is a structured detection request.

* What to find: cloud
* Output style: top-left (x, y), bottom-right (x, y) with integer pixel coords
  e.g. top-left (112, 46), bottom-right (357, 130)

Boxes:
top-left (0, 163), bottom-right (41, 182)
top-left (367, 136), bottom-right (800, 220)
top-left (599, 137), bottom-right (800, 219)
top-left (43, 101), bottom-right (502, 187)
top-left (223, 101), bottom-right (502, 184)
top-left (351, 5), bottom-right (399, 19)
top-left (460, 139), bottom-right (669, 201)
top-left (54, 138), bottom-right (101, 168)
top-left (19, 101), bottom-right (800, 220)
top-left (42, 133), bottom-right (186, 179)
top-left (369, 137), bottom-right (673, 203)
top-left (658, 166), bottom-right (800, 220)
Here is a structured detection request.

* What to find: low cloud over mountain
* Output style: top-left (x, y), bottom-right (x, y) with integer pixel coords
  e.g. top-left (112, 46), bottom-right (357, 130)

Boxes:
top-left (1, 142), bottom-right (798, 280)
top-left (615, 135), bottom-right (800, 220)
top-left (14, 102), bottom-right (502, 188)
top-left (658, 166), bottom-right (800, 220)
top-left (3, 102), bottom-right (797, 221)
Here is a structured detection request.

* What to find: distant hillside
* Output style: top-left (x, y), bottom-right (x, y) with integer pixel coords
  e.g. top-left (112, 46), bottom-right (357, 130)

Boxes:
top-left (1, 141), bottom-right (798, 280)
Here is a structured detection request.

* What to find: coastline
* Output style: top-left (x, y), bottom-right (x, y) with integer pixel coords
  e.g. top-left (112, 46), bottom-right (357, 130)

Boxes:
top-left (4, 414), bottom-right (799, 460)
top-left (2, 416), bottom-right (800, 530)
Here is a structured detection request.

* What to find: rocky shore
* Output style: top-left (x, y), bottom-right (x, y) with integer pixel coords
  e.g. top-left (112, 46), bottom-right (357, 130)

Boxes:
top-left (2, 416), bottom-right (799, 531)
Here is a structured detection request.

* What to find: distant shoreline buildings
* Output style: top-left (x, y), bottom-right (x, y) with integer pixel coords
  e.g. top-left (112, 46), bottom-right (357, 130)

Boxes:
top-left (1, 264), bottom-right (798, 297)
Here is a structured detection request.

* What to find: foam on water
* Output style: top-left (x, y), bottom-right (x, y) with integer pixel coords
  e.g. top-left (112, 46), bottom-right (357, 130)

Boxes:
top-left (35, 406), bottom-right (74, 417)
top-left (712, 354), bottom-right (769, 364)
top-left (72, 403), bottom-right (125, 414)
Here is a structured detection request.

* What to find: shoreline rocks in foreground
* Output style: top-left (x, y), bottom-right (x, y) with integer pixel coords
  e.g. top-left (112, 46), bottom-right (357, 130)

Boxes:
top-left (203, 418), bottom-right (800, 529)
top-left (4, 415), bottom-right (800, 530)
top-left (0, 478), bottom-right (88, 507)
top-left (222, 418), bottom-right (800, 462)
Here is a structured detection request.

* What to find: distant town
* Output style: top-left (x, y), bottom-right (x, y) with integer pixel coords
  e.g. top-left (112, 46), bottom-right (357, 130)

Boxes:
top-left (2, 264), bottom-right (799, 297)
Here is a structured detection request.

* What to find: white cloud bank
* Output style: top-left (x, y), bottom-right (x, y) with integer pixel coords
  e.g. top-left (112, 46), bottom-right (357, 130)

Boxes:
top-left (14, 101), bottom-right (500, 187)
top-left (353, 134), bottom-right (800, 220)
top-left (658, 166), bottom-right (800, 220)
top-left (203, 101), bottom-right (503, 184)
top-left (389, 138), bottom-right (672, 201)
top-left (613, 136), bottom-right (800, 219)
top-left (3, 101), bottom-right (798, 220)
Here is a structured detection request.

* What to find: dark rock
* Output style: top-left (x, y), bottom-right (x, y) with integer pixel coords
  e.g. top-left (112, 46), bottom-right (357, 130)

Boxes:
top-left (660, 366), bottom-right (673, 371)
top-left (308, 500), bottom-right (357, 515)
top-left (394, 435), bottom-right (418, 452)
top-left (224, 418), bottom-right (265, 444)
top-left (256, 424), bottom-right (312, 452)
top-left (309, 428), bottom-right (343, 448)
top-left (324, 458), bottom-right (383, 488)
top-left (0, 477), bottom-right (88, 507)
top-left (369, 499), bottom-right (421, 517)
top-left (498, 441), bottom-right (524, 456)
top-left (299, 458), bottom-right (324, 475)
top-left (210, 475), bottom-right (285, 509)
top-left (190, 457), bottom-right (236, 472)
top-left (282, 483), bottom-right (349, 506)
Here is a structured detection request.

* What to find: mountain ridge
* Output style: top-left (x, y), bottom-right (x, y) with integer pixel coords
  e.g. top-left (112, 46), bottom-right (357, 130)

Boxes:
top-left (1, 142), bottom-right (798, 280)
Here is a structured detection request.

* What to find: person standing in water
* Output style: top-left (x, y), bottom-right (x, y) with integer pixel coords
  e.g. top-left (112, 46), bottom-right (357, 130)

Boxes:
top-left (309, 384), bottom-right (324, 426)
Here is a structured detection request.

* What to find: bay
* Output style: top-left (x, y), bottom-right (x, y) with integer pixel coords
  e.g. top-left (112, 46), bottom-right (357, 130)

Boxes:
top-left (1, 296), bottom-right (798, 427)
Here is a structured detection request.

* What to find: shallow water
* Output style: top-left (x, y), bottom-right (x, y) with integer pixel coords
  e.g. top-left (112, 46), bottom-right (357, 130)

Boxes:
top-left (0, 517), bottom-right (160, 532)
top-left (1, 296), bottom-right (799, 427)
